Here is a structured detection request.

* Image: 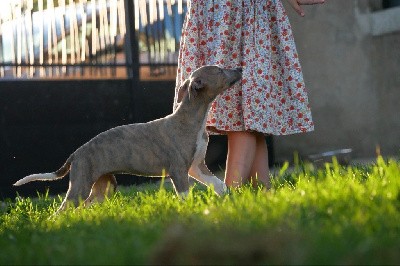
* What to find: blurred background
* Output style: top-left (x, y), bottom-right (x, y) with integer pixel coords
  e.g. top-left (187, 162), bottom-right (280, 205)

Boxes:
top-left (279, 0), bottom-right (400, 165)
top-left (0, 0), bottom-right (399, 198)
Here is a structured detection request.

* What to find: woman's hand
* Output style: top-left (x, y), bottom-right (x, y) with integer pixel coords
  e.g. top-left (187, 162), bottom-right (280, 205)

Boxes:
top-left (286, 0), bottom-right (325, 17)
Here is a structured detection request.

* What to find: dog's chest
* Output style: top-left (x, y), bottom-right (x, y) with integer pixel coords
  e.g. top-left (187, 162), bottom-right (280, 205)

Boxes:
top-left (193, 116), bottom-right (208, 160)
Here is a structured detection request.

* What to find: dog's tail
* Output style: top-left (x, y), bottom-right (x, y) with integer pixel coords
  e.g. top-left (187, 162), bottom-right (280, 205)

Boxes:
top-left (13, 157), bottom-right (72, 186)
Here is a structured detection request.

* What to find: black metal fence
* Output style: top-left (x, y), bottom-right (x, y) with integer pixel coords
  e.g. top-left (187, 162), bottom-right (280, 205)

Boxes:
top-left (0, 0), bottom-right (273, 199)
top-left (0, 0), bottom-right (190, 198)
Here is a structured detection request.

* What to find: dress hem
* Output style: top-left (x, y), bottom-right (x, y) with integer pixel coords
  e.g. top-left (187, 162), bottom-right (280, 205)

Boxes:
top-left (206, 125), bottom-right (315, 136)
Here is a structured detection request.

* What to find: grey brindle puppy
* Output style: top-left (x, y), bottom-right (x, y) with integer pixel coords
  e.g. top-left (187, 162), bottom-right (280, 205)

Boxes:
top-left (14, 65), bottom-right (242, 213)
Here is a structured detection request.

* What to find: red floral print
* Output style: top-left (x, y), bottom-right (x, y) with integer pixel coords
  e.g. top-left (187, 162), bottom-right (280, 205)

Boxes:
top-left (174, 0), bottom-right (314, 135)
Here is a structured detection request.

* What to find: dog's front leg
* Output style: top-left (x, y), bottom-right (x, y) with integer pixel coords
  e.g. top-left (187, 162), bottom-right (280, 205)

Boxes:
top-left (189, 161), bottom-right (227, 196)
top-left (169, 168), bottom-right (190, 199)
top-left (189, 131), bottom-right (227, 196)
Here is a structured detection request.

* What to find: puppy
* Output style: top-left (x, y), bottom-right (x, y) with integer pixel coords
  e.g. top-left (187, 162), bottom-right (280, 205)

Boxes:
top-left (14, 65), bottom-right (242, 212)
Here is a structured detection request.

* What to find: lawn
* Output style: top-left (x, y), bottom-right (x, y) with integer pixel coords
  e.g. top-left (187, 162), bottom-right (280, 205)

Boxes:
top-left (1, 156), bottom-right (399, 265)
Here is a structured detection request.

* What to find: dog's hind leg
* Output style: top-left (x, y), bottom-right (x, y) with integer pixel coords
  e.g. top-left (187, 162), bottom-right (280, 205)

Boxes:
top-left (56, 167), bottom-right (94, 212)
top-left (83, 174), bottom-right (117, 207)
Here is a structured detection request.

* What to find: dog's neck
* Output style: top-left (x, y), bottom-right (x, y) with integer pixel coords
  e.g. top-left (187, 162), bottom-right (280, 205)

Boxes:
top-left (173, 95), bottom-right (212, 131)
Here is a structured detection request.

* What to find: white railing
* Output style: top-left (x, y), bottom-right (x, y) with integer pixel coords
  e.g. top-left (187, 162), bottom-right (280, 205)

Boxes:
top-left (0, 0), bottom-right (187, 80)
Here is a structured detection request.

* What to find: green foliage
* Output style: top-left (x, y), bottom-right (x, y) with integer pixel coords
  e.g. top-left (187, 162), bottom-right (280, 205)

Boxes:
top-left (1, 157), bottom-right (399, 264)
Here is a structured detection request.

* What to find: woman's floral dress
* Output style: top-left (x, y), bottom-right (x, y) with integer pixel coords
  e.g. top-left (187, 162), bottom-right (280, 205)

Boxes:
top-left (174, 0), bottom-right (314, 135)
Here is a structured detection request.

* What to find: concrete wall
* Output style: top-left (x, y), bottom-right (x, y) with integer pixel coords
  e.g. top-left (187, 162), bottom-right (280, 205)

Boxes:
top-left (274, 0), bottom-right (400, 163)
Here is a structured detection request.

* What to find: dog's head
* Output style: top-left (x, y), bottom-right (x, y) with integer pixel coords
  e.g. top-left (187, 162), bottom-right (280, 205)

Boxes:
top-left (177, 65), bottom-right (242, 103)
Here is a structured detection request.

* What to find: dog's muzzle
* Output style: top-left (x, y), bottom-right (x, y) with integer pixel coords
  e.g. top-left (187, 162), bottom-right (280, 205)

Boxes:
top-left (229, 68), bottom-right (243, 86)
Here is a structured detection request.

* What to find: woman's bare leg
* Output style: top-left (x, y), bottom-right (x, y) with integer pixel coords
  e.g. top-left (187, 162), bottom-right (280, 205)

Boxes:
top-left (248, 133), bottom-right (271, 188)
top-left (224, 131), bottom-right (257, 188)
top-left (224, 131), bottom-right (270, 188)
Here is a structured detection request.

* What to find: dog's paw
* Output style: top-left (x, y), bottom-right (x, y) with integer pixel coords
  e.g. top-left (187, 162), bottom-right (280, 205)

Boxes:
top-left (214, 182), bottom-right (228, 196)
top-left (178, 191), bottom-right (189, 200)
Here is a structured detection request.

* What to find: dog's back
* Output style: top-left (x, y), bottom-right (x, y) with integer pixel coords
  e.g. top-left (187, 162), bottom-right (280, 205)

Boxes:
top-left (72, 113), bottom-right (198, 178)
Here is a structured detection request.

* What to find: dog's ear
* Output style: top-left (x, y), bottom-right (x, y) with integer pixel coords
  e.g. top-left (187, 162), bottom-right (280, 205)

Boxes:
top-left (177, 79), bottom-right (190, 103)
top-left (188, 78), bottom-right (204, 101)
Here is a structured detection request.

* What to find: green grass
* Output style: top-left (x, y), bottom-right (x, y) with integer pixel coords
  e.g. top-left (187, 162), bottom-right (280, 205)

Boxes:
top-left (1, 156), bottom-right (399, 265)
